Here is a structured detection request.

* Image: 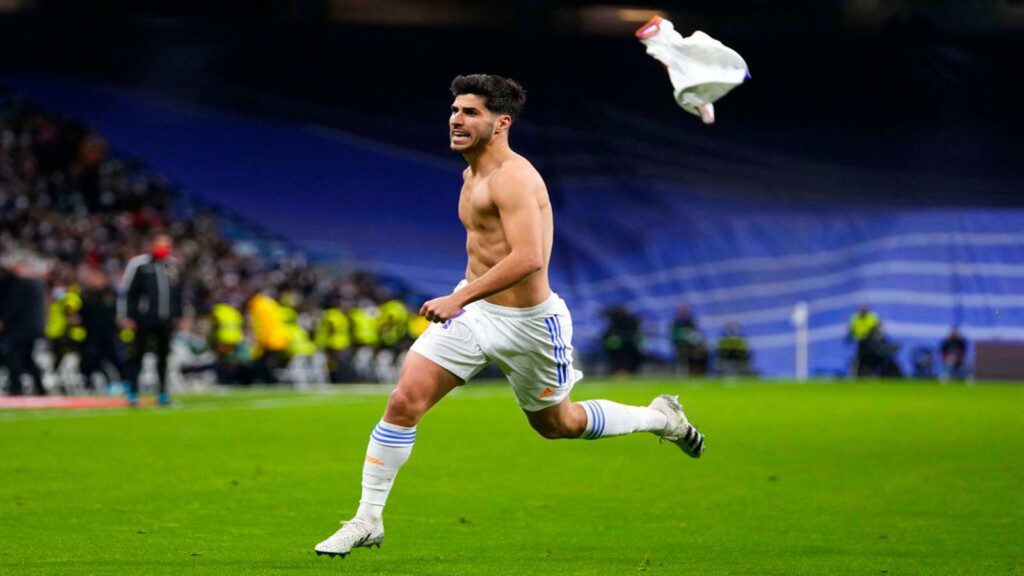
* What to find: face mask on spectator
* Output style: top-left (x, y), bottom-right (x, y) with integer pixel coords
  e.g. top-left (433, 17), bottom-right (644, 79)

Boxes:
top-left (152, 246), bottom-right (171, 260)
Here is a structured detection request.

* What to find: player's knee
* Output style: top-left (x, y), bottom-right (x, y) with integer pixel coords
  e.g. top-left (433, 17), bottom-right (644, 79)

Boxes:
top-left (386, 387), bottom-right (427, 423)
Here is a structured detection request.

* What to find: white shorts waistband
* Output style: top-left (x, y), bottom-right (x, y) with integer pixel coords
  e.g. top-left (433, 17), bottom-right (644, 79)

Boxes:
top-left (472, 292), bottom-right (562, 318)
top-left (454, 280), bottom-right (563, 319)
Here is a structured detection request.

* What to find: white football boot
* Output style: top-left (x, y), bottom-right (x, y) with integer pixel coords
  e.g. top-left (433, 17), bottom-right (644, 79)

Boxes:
top-left (649, 394), bottom-right (705, 458)
top-left (314, 517), bottom-right (384, 558)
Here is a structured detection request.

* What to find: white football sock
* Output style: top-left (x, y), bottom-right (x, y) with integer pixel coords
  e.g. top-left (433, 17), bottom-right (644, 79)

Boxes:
top-left (355, 420), bottom-right (416, 523)
top-left (578, 399), bottom-right (668, 439)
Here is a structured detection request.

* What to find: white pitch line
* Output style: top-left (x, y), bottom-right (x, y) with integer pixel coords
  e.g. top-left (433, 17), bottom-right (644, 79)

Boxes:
top-left (0, 384), bottom-right (513, 423)
top-left (0, 393), bottom-right (373, 423)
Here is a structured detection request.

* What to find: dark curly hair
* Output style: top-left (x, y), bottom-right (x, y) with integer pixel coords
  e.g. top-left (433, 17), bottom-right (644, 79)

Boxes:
top-left (450, 74), bottom-right (527, 120)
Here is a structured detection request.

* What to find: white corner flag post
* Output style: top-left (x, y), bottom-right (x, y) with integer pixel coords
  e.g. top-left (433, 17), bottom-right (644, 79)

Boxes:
top-left (790, 301), bottom-right (809, 382)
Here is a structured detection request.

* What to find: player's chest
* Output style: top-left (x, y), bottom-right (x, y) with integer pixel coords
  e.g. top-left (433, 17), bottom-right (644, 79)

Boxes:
top-left (458, 181), bottom-right (498, 230)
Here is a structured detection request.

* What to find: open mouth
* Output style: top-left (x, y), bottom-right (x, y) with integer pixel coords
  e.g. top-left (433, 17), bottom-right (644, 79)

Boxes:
top-left (450, 130), bottom-right (470, 145)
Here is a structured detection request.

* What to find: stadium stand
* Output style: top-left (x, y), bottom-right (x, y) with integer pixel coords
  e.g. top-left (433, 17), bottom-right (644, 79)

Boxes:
top-left (5, 77), bottom-right (1022, 378)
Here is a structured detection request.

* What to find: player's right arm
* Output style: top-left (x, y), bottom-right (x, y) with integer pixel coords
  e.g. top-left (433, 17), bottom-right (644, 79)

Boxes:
top-left (420, 165), bottom-right (544, 322)
top-left (448, 166), bottom-right (544, 305)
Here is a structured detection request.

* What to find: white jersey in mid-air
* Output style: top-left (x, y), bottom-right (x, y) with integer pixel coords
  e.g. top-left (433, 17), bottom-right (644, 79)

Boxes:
top-left (636, 16), bottom-right (749, 124)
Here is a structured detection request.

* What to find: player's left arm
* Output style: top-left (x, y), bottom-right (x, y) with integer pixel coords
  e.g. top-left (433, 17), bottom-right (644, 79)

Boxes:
top-left (420, 168), bottom-right (544, 322)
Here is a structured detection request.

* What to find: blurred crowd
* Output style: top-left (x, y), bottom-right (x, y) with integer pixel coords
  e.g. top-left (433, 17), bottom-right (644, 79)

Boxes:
top-left (0, 93), bottom-right (428, 397)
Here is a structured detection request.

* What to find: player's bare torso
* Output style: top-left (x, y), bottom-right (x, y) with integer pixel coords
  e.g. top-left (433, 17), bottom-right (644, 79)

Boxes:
top-left (459, 154), bottom-right (553, 308)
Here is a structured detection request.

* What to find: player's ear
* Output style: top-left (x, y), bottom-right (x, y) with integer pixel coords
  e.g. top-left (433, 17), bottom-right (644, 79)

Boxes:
top-left (495, 114), bottom-right (512, 135)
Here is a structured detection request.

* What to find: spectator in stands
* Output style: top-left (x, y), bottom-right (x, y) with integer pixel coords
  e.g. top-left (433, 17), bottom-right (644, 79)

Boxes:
top-left (0, 253), bottom-right (47, 395)
top-left (601, 305), bottom-right (644, 375)
top-left (939, 328), bottom-right (969, 381)
top-left (118, 233), bottom-right (187, 406)
top-left (79, 267), bottom-right (126, 391)
top-left (714, 323), bottom-right (753, 376)
top-left (848, 304), bottom-right (880, 376)
top-left (669, 306), bottom-right (708, 376)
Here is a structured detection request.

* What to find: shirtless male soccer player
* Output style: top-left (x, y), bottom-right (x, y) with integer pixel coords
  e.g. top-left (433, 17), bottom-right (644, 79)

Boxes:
top-left (315, 74), bottom-right (705, 558)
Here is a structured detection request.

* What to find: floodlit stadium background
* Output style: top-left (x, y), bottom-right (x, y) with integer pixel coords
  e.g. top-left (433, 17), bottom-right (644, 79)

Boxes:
top-left (4, 0), bottom-right (1022, 381)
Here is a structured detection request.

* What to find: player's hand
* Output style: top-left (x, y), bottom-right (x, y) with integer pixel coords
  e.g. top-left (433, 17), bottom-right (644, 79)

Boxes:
top-left (118, 317), bottom-right (136, 332)
top-left (420, 294), bottom-right (464, 323)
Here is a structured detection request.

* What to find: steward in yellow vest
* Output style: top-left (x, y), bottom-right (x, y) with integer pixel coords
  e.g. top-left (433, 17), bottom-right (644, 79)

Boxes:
top-left (315, 308), bottom-right (352, 352)
top-left (849, 305), bottom-right (881, 378)
top-left (46, 286), bottom-right (85, 373)
top-left (210, 302), bottom-right (245, 355)
top-left (315, 308), bottom-right (358, 382)
top-left (350, 306), bottom-right (381, 348)
top-left (848, 307), bottom-right (880, 342)
top-left (378, 299), bottom-right (410, 348)
top-left (282, 304), bottom-right (316, 357)
top-left (715, 323), bottom-right (752, 376)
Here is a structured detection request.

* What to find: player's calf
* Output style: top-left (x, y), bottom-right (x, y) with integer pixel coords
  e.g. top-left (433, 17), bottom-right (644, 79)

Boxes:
top-left (527, 416), bottom-right (584, 439)
top-left (525, 399), bottom-right (588, 439)
top-left (526, 398), bottom-right (669, 440)
top-left (528, 396), bottom-right (705, 457)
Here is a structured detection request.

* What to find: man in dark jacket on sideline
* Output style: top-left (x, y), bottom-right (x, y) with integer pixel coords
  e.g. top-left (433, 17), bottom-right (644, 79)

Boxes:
top-left (118, 234), bottom-right (186, 406)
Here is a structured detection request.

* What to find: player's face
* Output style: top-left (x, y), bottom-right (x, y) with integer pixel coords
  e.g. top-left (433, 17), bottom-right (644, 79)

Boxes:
top-left (449, 94), bottom-right (496, 153)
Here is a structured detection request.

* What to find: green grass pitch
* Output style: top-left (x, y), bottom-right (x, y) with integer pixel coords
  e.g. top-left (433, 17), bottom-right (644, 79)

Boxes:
top-left (1, 379), bottom-right (1022, 575)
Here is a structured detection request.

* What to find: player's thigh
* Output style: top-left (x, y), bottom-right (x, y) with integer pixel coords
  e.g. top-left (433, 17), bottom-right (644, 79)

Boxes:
top-left (385, 351), bottom-right (464, 422)
top-left (497, 311), bottom-right (580, 412)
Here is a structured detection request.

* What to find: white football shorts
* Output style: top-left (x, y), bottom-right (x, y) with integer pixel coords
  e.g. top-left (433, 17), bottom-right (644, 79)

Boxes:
top-left (410, 280), bottom-right (583, 412)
